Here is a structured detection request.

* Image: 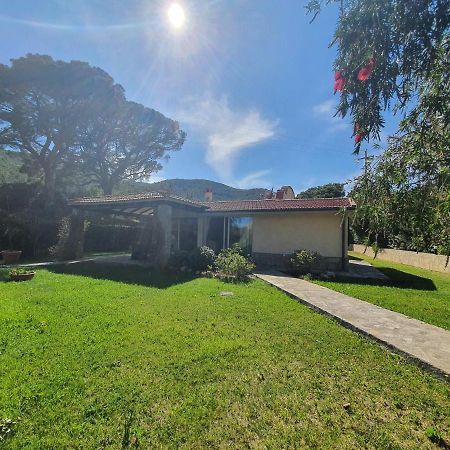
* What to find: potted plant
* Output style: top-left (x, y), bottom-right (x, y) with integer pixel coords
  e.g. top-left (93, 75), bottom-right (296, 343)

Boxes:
top-left (1, 250), bottom-right (22, 265)
top-left (9, 268), bottom-right (35, 282)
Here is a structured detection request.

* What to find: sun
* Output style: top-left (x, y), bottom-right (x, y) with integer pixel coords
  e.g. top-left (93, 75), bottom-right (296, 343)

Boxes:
top-left (167, 3), bottom-right (185, 29)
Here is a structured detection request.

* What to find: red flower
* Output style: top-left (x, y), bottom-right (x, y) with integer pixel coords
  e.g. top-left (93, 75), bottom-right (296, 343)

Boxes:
top-left (357, 58), bottom-right (375, 81)
top-left (354, 123), bottom-right (363, 143)
top-left (334, 70), bottom-right (346, 93)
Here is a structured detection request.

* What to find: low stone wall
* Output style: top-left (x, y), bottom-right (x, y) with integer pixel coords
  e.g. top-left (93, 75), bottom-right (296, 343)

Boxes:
top-left (352, 244), bottom-right (450, 274)
top-left (252, 252), bottom-right (345, 271)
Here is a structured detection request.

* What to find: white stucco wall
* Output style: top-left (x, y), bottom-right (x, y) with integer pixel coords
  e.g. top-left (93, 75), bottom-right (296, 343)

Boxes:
top-left (252, 211), bottom-right (344, 257)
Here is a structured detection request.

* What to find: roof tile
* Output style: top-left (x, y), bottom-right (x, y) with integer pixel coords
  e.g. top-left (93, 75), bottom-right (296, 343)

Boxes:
top-left (70, 193), bottom-right (356, 212)
top-left (200, 197), bottom-right (356, 212)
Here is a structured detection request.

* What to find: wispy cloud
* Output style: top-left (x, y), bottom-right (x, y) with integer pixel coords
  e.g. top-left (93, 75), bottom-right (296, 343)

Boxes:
top-left (313, 99), bottom-right (349, 133)
top-left (234, 169), bottom-right (272, 189)
top-left (178, 95), bottom-right (278, 179)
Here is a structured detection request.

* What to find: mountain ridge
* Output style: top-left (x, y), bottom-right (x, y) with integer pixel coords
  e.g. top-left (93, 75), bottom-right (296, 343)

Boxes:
top-left (117, 178), bottom-right (268, 201)
top-left (0, 150), bottom-right (268, 201)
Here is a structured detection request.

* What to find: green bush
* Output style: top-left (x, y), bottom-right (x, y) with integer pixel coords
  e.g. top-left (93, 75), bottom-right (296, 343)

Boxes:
top-left (167, 246), bottom-right (216, 273)
top-left (49, 217), bottom-right (71, 261)
top-left (167, 250), bottom-right (191, 271)
top-left (189, 246), bottom-right (216, 272)
top-left (289, 249), bottom-right (321, 275)
top-left (215, 245), bottom-right (255, 281)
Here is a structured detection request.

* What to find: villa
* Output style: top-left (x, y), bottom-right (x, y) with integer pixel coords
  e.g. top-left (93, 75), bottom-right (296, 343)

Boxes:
top-left (69, 186), bottom-right (356, 271)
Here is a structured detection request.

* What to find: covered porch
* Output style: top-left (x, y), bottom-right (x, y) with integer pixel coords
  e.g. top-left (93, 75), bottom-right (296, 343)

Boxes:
top-left (66, 193), bottom-right (253, 267)
top-left (67, 194), bottom-right (203, 267)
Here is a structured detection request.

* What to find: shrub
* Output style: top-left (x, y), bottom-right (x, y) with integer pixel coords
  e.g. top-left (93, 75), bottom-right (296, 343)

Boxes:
top-left (167, 250), bottom-right (191, 271)
top-left (289, 249), bottom-right (321, 275)
top-left (167, 246), bottom-right (216, 273)
top-left (189, 246), bottom-right (216, 272)
top-left (215, 245), bottom-right (255, 281)
top-left (9, 268), bottom-right (34, 276)
top-left (49, 217), bottom-right (71, 260)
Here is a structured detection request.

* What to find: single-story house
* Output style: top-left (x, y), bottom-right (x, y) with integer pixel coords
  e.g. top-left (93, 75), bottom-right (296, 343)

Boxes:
top-left (68, 186), bottom-right (356, 271)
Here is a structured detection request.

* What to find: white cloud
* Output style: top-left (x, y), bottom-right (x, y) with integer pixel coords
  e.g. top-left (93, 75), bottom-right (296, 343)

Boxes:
top-left (234, 170), bottom-right (272, 189)
top-left (142, 174), bottom-right (166, 184)
top-left (313, 99), bottom-right (349, 133)
top-left (178, 96), bottom-right (278, 179)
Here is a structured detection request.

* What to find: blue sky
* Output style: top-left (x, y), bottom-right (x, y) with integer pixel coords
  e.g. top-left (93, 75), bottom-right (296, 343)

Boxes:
top-left (0, 0), bottom-right (398, 193)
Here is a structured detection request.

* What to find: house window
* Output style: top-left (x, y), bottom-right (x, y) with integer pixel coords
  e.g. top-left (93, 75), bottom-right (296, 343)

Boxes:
top-left (229, 217), bottom-right (252, 254)
top-left (205, 216), bottom-right (253, 254)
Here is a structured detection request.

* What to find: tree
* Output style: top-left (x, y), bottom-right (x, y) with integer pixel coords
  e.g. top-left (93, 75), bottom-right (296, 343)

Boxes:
top-left (79, 100), bottom-right (186, 195)
top-left (297, 182), bottom-right (345, 198)
top-left (350, 36), bottom-right (450, 254)
top-left (308, 1), bottom-right (450, 255)
top-left (0, 54), bottom-right (124, 202)
top-left (307, 0), bottom-right (450, 150)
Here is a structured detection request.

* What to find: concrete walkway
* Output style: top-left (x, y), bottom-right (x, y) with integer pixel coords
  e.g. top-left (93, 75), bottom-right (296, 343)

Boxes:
top-left (255, 271), bottom-right (450, 379)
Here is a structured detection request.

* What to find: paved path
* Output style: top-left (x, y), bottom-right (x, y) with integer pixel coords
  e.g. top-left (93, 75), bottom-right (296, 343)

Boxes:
top-left (255, 271), bottom-right (450, 378)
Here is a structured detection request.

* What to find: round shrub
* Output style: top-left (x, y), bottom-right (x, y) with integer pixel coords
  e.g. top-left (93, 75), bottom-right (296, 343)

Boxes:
top-left (289, 249), bottom-right (321, 275)
top-left (215, 245), bottom-right (255, 281)
top-left (189, 246), bottom-right (216, 272)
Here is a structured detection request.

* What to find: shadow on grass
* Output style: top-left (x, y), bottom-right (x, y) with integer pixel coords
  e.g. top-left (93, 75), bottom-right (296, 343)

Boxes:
top-left (332, 267), bottom-right (437, 291)
top-left (47, 262), bottom-right (195, 289)
top-left (0, 268), bottom-right (10, 282)
top-left (349, 254), bottom-right (364, 261)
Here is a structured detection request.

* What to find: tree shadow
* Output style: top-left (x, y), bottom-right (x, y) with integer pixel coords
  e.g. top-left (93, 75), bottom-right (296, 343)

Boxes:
top-left (0, 268), bottom-right (10, 282)
top-left (47, 262), bottom-right (195, 289)
top-left (349, 254), bottom-right (364, 261)
top-left (333, 267), bottom-right (437, 291)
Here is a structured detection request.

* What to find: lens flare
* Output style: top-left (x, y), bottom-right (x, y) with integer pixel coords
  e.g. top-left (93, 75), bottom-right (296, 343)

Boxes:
top-left (167, 3), bottom-right (185, 29)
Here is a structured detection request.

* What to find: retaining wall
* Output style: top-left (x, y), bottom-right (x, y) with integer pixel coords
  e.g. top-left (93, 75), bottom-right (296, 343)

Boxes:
top-left (352, 244), bottom-right (450, 274)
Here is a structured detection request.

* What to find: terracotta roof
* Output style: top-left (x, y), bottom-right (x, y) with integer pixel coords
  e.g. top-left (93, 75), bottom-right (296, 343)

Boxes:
top-left (70, 192), bottom-right (205, 209)
top-left (201, 197), bottom-right (356, 212)
top-left (70, 192), bottom-right (356, 213)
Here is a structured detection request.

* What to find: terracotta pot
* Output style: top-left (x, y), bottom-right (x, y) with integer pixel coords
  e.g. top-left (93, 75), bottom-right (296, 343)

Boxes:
top-left (1, 250), bottom-right (22, 265)
top-left (10, 271), bottom-right (35, 282)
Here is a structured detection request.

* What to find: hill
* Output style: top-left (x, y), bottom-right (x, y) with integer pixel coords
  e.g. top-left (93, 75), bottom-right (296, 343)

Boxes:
top-left (0, 150), bottom-right (267, 201)
top-left (117, 179), bottom-right (268, 201)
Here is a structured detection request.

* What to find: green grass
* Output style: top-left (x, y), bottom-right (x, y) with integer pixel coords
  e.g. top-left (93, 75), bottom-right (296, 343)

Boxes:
top-left (313, 252), bottom-right (450, 331)
top-left (0, 263), bottom-right (449, 449)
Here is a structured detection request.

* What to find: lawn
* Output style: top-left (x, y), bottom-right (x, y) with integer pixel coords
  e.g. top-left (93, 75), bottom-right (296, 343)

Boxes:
top-left (313, 251), bottom-right (450, 331)
top-left (0, 263), bottom-right (449, 449)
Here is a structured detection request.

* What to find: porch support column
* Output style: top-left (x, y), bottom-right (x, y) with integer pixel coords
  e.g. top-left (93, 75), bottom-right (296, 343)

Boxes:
top-left (156, 204), bottom-right (172, 268)
top-left (60, 208), bottom-right (86, 261)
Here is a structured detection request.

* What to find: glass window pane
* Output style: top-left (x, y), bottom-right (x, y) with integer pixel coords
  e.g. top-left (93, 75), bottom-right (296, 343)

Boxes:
top-left (229, 217), bottom-right (252, 254)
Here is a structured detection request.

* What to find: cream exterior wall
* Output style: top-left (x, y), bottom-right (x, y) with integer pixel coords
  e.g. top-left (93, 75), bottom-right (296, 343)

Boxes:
top-left (252, 211), bottom-right (343, 257)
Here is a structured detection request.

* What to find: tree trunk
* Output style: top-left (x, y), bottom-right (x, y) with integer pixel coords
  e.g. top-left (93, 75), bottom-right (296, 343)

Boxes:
top-left (42, 162), bottom-right (57, 206)
top-left (101, 178), bottom-right (115, 196)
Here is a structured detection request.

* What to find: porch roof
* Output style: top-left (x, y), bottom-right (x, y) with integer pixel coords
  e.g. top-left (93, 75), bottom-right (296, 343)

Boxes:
top-left (70, 192), bottom-right (206, 209)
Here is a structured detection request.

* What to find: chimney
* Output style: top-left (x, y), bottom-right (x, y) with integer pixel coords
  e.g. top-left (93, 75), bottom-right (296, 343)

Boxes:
top-left (275, 186), bottom-right (295, 200)
top-left (264, 189), bottom-right (274, 199)
top-left (204, 189), bottom-right (213, 201)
